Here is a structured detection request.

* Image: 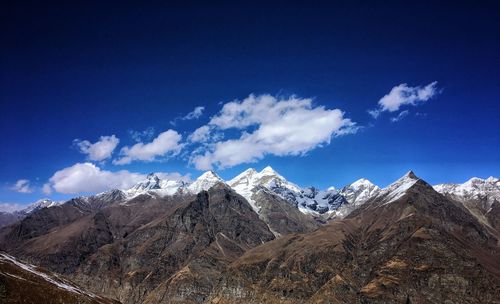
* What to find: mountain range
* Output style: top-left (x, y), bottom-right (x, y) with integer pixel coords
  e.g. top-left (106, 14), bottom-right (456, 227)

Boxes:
top-left (0, 167), bottom-right (499, 303)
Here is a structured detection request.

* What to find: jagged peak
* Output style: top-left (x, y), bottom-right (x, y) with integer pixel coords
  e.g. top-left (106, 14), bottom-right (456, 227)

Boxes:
top-left (196, 170), bottom-right (222, 181)
top-left (260, 166), bottom-right (278, 175)
top-left (188, 170), bottom-right (225, 193)
top-left (22, 198), bottom-right (58, 214)
top-left (486, 176), bottom-right (499, 183)
top-left (404, 170), bottom-right (417, 179)
top-left (349, 178), bottom-right (377, 189)
top-left (146, 172), bottom-right (160, 179)
top-left (243, 167), bottom-right (258, 174)
top-left (391, 170), bottom-right (420, 185)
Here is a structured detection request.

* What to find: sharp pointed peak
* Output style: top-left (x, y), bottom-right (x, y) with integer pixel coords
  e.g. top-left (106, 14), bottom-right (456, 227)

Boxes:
top-left (404, 170), bottom-right (418, 179)
top-left (197, 170), bottom-right (222, 180)
top-left (351, 178), bottom-right (376, 187)
top-left (146, 172), bottom-right (161, 180)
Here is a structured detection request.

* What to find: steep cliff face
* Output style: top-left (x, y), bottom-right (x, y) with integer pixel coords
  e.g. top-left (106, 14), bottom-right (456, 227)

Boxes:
top-left (209, 173), bottom-right (500, 304)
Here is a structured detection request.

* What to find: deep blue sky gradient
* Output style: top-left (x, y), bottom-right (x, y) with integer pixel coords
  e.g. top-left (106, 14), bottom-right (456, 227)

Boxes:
top-left (1, 1), bottom-right (499, 204)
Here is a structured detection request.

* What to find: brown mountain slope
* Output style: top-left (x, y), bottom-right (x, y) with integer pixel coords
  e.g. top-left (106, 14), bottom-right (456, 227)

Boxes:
top-left (0, 193), bottom-right (192, 275)
top-left (70, 185), bottom-right (275, 304)
top-left (209, 174), bottom-right (500, 303)
top-left (0, 185), bottom-right (279, 304)
top-left (0, 252), bottom-right (120, 304)
top-left (251, 189), bottom-right (320, 236)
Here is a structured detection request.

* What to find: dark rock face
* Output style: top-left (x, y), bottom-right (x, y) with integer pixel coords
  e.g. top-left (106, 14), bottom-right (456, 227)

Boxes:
top-left (0, 252), bottom-right (120, 304)
top-left (67, 186), bottom-right (275, 304)
top-left (251, 189), bottom-right (320, 236)
top-left (209, 179), bottom-right (500, 303)
top-left (0, 185), bottom-right (276, 304)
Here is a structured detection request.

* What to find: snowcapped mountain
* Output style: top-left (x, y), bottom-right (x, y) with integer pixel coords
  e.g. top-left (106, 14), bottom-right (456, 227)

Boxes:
top-left (339, 178), bottom-right (380, 205)
top-left (434, 176), bottom-right (500, 229)
top-left (21, 198), bottom-right (59, 214)
top-left (376, 171), bottom-right (420, 205)
top-left (125, 173), bottom-right (187, 198)
top-left (335, 178), bottom-right (381, 217)
top-left (13, 167), bottom-right (498, 226)
top-left (187, 171), bottom-right (225, 193)
top-left (434, 176), bottom-right (500, 207)
top-left (229, 166), bottom-right (348, 214)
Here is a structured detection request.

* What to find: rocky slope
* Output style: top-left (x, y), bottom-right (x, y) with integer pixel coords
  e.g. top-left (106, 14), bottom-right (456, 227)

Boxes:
top-left (0, 199), bottom-right (59, 228)
top-left (0, 183), bottom-right (277, 304)
top-left (209, 172), bottom-right (500, 303)
top-left (1, 169), bottom-right (499, 303)
top-left (435, 176), bottom-right (500, 231)
top-left (0, 252), bottom-right (119, 304)
top-left (0, 167), bottom-right (384, 230)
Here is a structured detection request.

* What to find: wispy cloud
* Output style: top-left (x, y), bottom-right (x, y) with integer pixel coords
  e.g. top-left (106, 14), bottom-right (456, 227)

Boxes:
top-left (129, 127), bottom-right (155, 142)
top-left (114, 130), bottom-right (183, 165)
top-left (369, 81), bottom-right (439, 119)
top-left (10, 179), bottom-right (34, 193)
top-left (170, 106), bottom-right (205, 125)
top-left (74, 135), bottom-right (120, 162)
top-left (189, 94), bottom-right (358, 170)
top-left (390, 110), bottom-right (410, 122)
top-left (44, 162), bottom-right (190, 194)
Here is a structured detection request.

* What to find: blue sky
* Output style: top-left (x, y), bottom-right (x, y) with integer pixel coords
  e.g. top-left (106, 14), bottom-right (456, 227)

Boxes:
top-left (1, 1), bottom-right (499, 207)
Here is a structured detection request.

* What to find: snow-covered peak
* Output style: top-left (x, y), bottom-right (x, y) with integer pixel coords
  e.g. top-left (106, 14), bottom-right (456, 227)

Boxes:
top-left (229, 166), bottom-right (347, 214)
top-left (129, 173), bottom-right (162, 191)
top-left (379, 171), bottom-right (420, 204)
top-left (387, 171), bottom-right (419, 191)
top-left (229, 167), bottom-right (300, 196)
top-left (125, 173), bottom-right (187, 198)
top-left (187, 171), bottom-right (225, 193)
top-left (349, 178), bottom-right (376, 190)
top-left (434, 176), bottom-right (500, 207)
top-left (22, 199), bottom-right (59, 214)
top-left (260, 165), bottom-right (280, 176)
top-left (339, 178), bottom-right (380, 208)
top-left (486, 176), bottom-right (499, 183)
top-left (229, 168), bottom-right (258, 186)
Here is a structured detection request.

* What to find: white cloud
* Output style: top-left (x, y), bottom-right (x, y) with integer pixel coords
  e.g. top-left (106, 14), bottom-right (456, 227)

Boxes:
top-left (114, 129), bottom-right (183, 165)
top-left (190, 94), bottom-right (357, 170)
top-left (0, 202), bottom-right (24, 213)
top-left (183, 106), bottom-right (205, 120)
top-left (45, 162), bottom-right (189, 194)
top-left (371, 82), bottom-right (438, 117)
top-left (170, 106), bottom-right (205, 125)
top-left (188, 125), bottom-right (211, 143)
top-left (10, 179), bottom-right (33, 193)
top-left (74, 135), bottom-right (120, 161)
top-left (42, 183), bottom-right (52, 195)
top-left (390, 110), bottom-right (410, 122)
top-left (155, 172), bottom-right (192, 183)
top-left (367, 109), bottom-right (381, 119)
